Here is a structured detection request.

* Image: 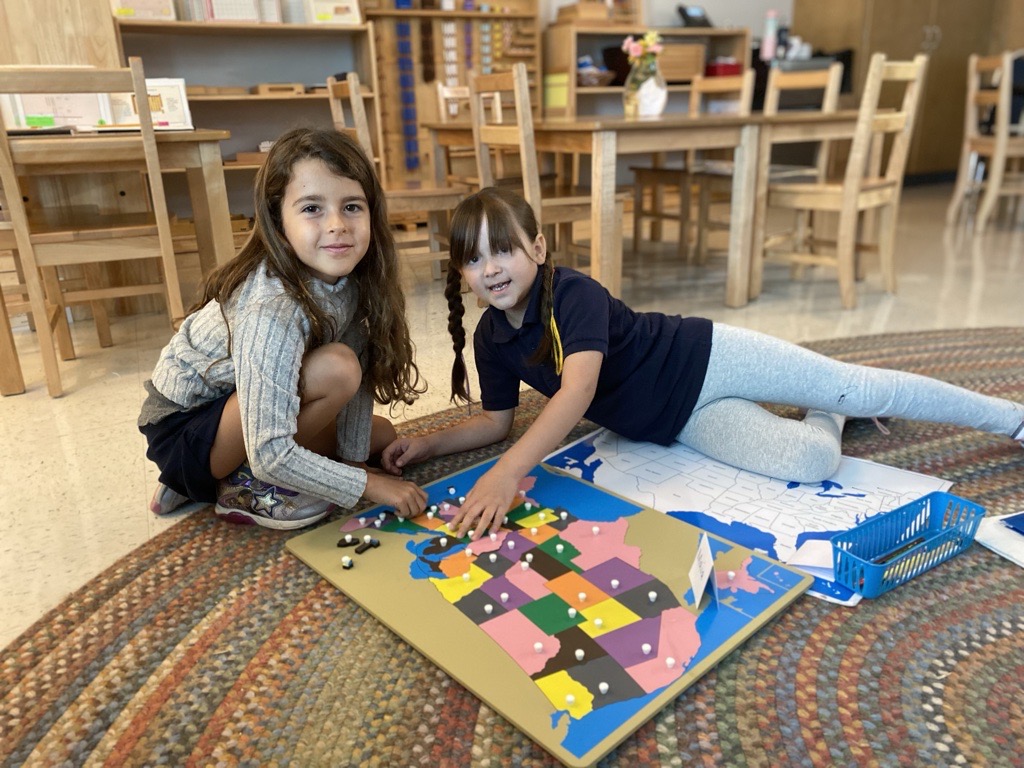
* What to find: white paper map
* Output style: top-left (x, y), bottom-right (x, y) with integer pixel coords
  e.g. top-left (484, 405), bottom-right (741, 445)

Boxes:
top-left (547, 429), bottom-right (952, 604)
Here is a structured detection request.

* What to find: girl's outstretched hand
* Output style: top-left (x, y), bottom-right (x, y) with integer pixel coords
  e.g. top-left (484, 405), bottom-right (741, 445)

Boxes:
top-left (363, 472), bottom-right (428, 519)
top-left (450, 467), bottom-right (519, 540)
top-left (381, 436), bottom-right (434, 474)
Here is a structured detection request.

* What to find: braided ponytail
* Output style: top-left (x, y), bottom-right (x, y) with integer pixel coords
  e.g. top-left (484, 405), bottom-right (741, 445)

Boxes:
top-left (445, 260), bottom-right (472, 404)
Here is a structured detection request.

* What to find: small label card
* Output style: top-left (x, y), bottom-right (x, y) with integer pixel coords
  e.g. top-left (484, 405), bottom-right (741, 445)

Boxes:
top-left (688, 533), bottom-right (717, 609)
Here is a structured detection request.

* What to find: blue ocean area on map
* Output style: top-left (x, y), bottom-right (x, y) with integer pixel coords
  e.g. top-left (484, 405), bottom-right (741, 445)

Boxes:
top-left (547, 436), bottom-right (601, 481)
top-left (669, 511), bottom-right (781, 560)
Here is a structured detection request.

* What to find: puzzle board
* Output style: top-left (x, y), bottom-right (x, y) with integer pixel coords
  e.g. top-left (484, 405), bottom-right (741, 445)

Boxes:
top-left (288, 460), bottom-right (810, 767)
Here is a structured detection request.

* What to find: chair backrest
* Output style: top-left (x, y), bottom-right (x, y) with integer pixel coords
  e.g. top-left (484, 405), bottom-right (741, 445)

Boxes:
top-left (763, 62), bottom-right (843, 116)
top-left (687, 70), bottom-right (755, 117)
top-left (0, 58), bottom-right (172, 260)
top-left (436, 82), bottom-right (471, 123)
top-left (764, 62), bottom-right (844, 177)
top-left (963, 50), bottom-right (1024, 145)
top-left (469, 63), bottom-right (544, 223)
top-left (326, 73), bottom-right (381, 178)
top-left (846, 53), bottom-right (928, 189)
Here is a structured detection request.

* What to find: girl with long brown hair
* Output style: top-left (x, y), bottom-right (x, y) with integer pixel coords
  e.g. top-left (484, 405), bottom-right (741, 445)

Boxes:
top-left (140, 128), bottom-right (426, 529)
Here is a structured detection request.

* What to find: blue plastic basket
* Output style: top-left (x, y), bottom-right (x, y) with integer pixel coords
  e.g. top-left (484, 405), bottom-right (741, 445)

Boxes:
top-left (831, 492), bottom-right (984, 598)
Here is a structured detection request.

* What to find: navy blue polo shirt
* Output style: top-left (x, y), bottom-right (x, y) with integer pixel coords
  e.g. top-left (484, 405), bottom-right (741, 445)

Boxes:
top-left (473, 267), bottom-right (713, 445)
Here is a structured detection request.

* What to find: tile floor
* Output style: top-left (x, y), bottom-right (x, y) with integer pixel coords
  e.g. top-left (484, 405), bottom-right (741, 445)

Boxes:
top-left (1, 183), bottom-right (1022, 648)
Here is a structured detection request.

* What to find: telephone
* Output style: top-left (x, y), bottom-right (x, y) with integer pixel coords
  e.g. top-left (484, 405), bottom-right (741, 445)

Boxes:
top-left (677, 5), bottom-right (713, 28)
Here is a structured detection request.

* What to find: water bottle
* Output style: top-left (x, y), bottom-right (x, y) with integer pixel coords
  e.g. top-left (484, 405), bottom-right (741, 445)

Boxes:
top-left (760, 9), bottom-right (778, 62)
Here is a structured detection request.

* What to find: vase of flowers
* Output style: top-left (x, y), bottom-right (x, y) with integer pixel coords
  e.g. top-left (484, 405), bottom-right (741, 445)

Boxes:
top-left (621, 31), bottom-right (668, 118)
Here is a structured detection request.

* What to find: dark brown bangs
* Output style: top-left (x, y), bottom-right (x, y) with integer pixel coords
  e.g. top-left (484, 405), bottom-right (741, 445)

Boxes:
top-left (449, 190), bottom-right (526, 266)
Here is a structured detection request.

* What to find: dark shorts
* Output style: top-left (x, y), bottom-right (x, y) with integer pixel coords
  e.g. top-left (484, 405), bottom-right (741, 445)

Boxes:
top-left (139, 393), bottom-right (233, 504)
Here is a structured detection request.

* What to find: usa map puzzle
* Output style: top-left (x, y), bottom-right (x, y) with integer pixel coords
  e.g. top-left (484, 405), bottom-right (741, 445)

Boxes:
top-left (287, 459), bottom-right (811, 767)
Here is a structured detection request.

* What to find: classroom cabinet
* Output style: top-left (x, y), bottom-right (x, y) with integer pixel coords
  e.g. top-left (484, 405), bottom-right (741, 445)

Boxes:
top-left (542, 24), bottom-right (751, 118)
top-left (115, 19), bottom-right (382, 214)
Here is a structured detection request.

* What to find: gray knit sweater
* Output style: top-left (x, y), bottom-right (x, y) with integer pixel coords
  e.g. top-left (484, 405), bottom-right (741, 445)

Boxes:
top-left (139, 262), bottom-right (371, 508)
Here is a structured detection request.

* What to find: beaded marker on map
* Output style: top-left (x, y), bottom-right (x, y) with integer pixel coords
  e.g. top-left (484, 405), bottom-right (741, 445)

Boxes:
top-left (598, 682), bottom-right (609, 695)
top-left (341, 555), bottom-right (353, 569)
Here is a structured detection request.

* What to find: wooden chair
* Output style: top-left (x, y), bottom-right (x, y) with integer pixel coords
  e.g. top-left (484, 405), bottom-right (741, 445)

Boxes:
top-left (757, 53), bottom-right (928, 309)
top-left (328, 72), bottom-right (465, 278)
top-left (946, 50), bottom-right (1024, 232)
top-left (693, 63), bottom-right (844, 263)
top-left (434, 82), bottom-right (480, 188)
top-left (469, 63), bottom-right (626, 270)
top-left (0, 58), bottom-right (185, 396)
top-left (630, 70), bottom-right (755, 261)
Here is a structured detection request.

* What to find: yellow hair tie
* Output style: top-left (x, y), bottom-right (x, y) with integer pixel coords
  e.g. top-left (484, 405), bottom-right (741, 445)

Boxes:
top-left (549, 315), bottom-right (564, 376)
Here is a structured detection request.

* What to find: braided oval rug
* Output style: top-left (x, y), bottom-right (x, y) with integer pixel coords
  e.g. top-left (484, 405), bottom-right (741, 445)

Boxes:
top-left (3, 328), bottom-right (1023, 768)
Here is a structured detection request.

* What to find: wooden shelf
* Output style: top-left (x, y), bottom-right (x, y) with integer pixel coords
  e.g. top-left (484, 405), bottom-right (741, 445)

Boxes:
top-left (116, 19), bottom-right (372, 35)
top-left (187, 91), bottom-right (375, 102)
top-left (365, 9), bottom-right (533, 20)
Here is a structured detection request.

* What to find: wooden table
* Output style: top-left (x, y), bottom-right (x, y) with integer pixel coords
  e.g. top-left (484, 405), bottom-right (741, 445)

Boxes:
top-left (7, 128), bottom-right (235, 275)
top-left (426, 114), bottom-right (758, 304)
top-left (426, 112), bottom-right (863, 307)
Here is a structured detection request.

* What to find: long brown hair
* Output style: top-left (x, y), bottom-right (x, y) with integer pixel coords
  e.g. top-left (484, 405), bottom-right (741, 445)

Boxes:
top-left (444, 187), bottom-right (556, 404)
top-left (190, 127), bottom-right (423, 405)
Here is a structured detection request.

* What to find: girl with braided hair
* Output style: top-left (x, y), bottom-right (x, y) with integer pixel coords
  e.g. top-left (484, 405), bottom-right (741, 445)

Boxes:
top-left (382, 187), bottom-right (1024, 540)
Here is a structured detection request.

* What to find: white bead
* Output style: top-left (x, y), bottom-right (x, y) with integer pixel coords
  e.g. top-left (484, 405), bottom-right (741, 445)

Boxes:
top-left (500, 592), bottom-right (509, 603)
top-left (598, 682), bottom-right (609, 695)
top-left (727, 570), bottom-right (736, 581)
top-left (560, 511), bottom-right (568, 520)
top-left (565, 694), bottom-right (575, 706)
top-left (447, 486), bottom-right (456, 495)
top-left (567, 607), bottom-right (577, 618)
top-left (594, 618), bottom-right (604, 628)
top-left (507, 540), bottom-right (515, 550)
top-left (462, 572), bottom-right (470, 582)
top-left (530, 527), bottom-right (538, 535)
top-left (648, 590), bottom-right (657, 603)
top-left (534, 642), bottom-right (543, 653)
top-left (641, 643), bottom-right (652, 655)
top-left (489, 533), bottom-right (497, 542)
top-left (610, 579), bottom-right (619, 589)
top-left (555, 544), bottom-right (564, 554)
top-left (578, 592), bottom-right (587, 602)
top-left (575, 649), bottom-right (585, 661)
top-left (525, 553), bottom-right (533, 563)
top-left (363, 534), bottom-right (372, 543)
top-left (520, 561), bottom-right (530, 571)
top-left (489, 553), bottom-right (497, 563)
top-left (484, 604), bottom-right (493, 615)
top-left (666, 657), bottom-right (676, 669)
top-left (592, 525), bottom-right (600, 536)
top-left (440, 537), bottom-right (448, 547)
top-left (341, 556), bottom-right (352, 566)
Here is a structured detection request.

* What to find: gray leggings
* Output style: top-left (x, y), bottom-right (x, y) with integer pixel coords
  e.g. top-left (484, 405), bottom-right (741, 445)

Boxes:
top-left (676, 324), bottom-right (1024, 483)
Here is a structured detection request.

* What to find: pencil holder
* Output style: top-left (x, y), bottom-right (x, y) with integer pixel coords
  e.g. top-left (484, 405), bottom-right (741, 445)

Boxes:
top-left (831, 492), bottom-right (984, 598)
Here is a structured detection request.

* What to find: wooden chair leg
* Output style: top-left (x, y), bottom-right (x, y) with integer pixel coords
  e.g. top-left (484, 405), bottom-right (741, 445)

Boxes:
top-left (678, 178), bottom-right (691, 262)
top-left (40, 267), bottom-right (76, 361)
top-left (83, 263), bottom-right (114, 347)
top-left (695, 179), bottom-right (711, 264)
top-left (878, 203), bottom-right (898, 294)
top-left (651, 181), bottom-right (665, 242)
top-left (946, 146), bottom-right (976, 224)
top-left (0, 288), bottom-right (26, 396)
top-left (976, 153), bottom-right (1005, 233)
top-left (632, 181), bottom-right (644, 255)
top-left (836, 210), bottom-right (859, 309)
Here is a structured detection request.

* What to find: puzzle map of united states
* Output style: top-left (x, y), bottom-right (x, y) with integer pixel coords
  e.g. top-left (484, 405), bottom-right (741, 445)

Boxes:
top-left (288, 459), bottom-right (810, 767)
